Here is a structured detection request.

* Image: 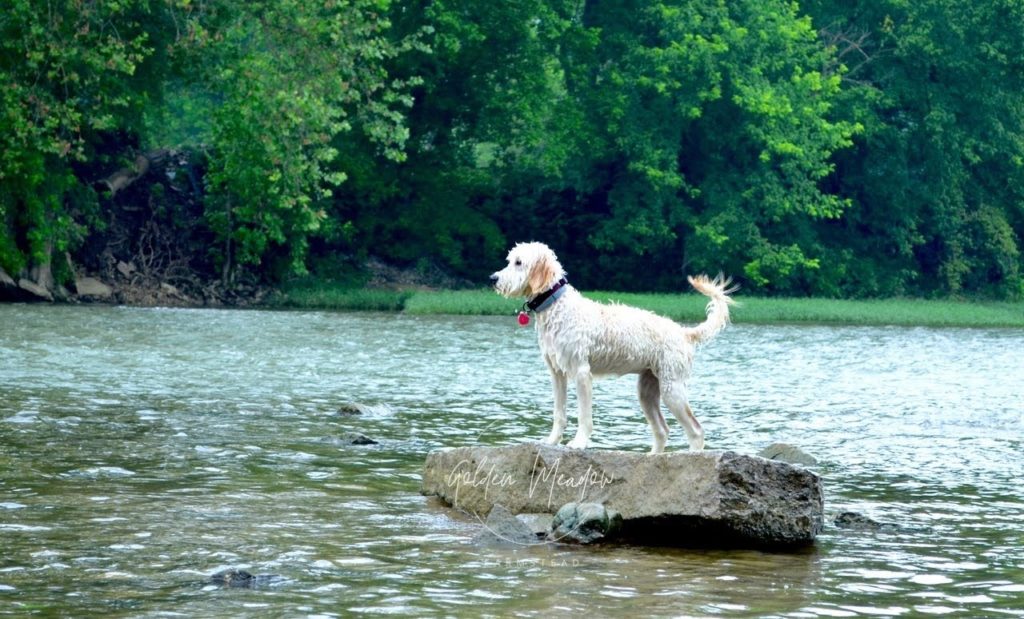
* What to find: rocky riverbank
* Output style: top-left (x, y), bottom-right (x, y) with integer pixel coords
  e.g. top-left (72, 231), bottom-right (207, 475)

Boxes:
top-left (0, 253), bottom-right (466, 308)
top-left (0, 262), bottom-right (270, 307)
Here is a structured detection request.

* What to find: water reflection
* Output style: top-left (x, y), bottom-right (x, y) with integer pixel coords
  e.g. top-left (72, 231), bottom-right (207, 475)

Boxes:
top-left (1, 305), bottom-right (1023, 616)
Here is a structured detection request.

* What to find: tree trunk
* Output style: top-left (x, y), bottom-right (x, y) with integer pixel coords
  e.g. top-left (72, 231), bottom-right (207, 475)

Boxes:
top-left (95, 149), bottom-right (169, 198)
top-left (28, 239), bottom-right (54, 292)
top-left (221, 198), bottom-right (234, 287)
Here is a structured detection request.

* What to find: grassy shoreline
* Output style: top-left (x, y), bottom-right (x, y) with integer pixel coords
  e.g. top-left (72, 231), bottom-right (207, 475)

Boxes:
top-left (268, 283), bottom-right (1024, 328)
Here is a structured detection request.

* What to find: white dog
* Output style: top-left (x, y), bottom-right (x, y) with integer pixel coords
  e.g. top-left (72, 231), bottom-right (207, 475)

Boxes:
top-left (490, 242), bottom-right (734, 453)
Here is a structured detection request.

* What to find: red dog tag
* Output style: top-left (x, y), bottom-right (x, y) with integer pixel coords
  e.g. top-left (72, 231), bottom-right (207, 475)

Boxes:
top-left (517, 311), bottom-right (530, 326)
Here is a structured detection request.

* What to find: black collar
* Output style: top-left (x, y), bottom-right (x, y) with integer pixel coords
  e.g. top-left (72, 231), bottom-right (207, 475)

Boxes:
top-left (526, 277), bottom-right (568, 313)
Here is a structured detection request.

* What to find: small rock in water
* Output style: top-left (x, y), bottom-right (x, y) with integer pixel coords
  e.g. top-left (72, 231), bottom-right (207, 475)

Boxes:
top-left (211, 568), bottom-right (253, 586)
top-left (210, 569), bottom-right (254, 588)
top-left (210, 568), bottom-right (283, 589)
top-left (472, 504), bottom-right (539, 545)
top-left (341, 432), bottom-right (378, 445)
top-left (516, 513), bottom-right (554, 538)
top-left (758, 442), bottom-right (818, 466)
top-left (337, 402), bottom-right (366, 415)
top-left (834, 511), bottom-right (896, 532)
top-left (550, 502), bottom-right (623, 544)
top-left (336, 401), bottom-right (395, 416)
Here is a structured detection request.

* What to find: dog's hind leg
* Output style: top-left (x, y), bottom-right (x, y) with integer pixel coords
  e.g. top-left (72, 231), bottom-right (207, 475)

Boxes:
top-left (543, 365), bottom-right (568, 445)
top-left (662, 381), bottom-right (704, 452)
top-left (566, 366), bottom-right (593, 449)
top-left (638, 370), bottom-right (668, 454)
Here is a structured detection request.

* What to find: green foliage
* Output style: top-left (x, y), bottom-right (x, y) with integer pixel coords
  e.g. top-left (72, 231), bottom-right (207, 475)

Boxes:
top-left (572, 0), bottom-right (857, 266)
top-left (326, 0), bottom-right (866, 294)
top-left (326, 0), bottom-right (578, 275)
top-left (163, 0), bottom-right (417, 280)
top-left (0, 0), bottom-right (158, 273)
top-left (1, 0), bottom-right (1021, 300)
top-left (802, 0), bottom-right (1024, 298)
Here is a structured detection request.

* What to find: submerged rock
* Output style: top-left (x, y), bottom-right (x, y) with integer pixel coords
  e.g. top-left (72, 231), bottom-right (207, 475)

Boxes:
top-left (758, 443), bottom-right (819, 466)
top-left (337, 402), bottom-right (366, 415)
top-left (336, 401), bottom-right (395, 417)
top-left (516, 513), bottom-right (554, 538)
top-left (551, 502), bottom-right (623, 544)
top-left (834, 511), bottom-right (898, 532)
top-left (210, 569), bottom-right (283, 589)
top-left (340, 432), bottom-right (378, 445)
top-left (472, 504), bottom-right (539, 545)
top-left (422, 444), bottom-right (824, 548)
top-left (211, 569), bottom-right (254, 587)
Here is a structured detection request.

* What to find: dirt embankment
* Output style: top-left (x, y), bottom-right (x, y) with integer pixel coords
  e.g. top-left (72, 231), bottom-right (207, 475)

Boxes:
top-left (1, 149), bottom-right (269, 307)
top-left (2, 146), bottom-right (475, 307)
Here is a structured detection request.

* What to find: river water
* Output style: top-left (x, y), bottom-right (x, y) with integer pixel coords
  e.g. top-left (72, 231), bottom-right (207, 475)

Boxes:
top-left (1, 304), bottom-right (1022, 617)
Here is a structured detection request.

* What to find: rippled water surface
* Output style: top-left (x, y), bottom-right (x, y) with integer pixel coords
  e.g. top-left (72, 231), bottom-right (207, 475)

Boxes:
top-left (1, 304), bottom-right (1023, 617)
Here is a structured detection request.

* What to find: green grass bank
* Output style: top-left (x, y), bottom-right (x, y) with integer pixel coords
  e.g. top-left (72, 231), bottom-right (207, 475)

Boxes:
top-left (268, 283), bottom-right (1024, 328)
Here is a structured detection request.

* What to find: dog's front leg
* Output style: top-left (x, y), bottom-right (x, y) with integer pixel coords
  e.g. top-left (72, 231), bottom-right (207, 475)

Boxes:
top-left (566, 367), bottom-right (593, 449)
top-left (542, 368), bottom-right (568, 445)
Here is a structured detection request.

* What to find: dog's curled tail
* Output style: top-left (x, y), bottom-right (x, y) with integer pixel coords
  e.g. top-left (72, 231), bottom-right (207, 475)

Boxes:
top-left (686, 273), bottom-right (737, 344)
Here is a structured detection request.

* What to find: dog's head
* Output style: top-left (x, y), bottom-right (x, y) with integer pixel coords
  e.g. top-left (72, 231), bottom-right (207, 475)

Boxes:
top-left (490, 242), bottom-right (565, 298)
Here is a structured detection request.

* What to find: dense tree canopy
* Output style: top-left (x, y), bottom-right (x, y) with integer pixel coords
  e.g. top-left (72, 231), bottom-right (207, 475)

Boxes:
top-left (803, 0), bottom-right (1024, 297)
top-left (1, 0), bottom-right (1022, 299)
top-left (0, 0), bottom-right (161, 285)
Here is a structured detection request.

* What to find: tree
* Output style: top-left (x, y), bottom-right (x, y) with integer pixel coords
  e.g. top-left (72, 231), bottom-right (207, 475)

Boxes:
top-left (0, 0), bottom-right (161, 289)
top-left (4, 0), bottom-right (1021, 300)
top-left (803, 0), bottom-right (1024, 297)
top-left (163, 0), bottom-right (418, 283)
top-left (323, 0), bottom-right (581, 276)
top-left (551, 0), bottom-right (859, 291)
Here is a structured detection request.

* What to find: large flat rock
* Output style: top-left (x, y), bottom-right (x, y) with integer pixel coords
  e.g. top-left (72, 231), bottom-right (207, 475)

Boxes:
top-left (422, 444), bottom-right (823, 547)
top-left (74, 276), bottom-right (114, 300)
top-left (0, 267), bottom-right (14, 288)
top-left (17, 277), bottom-right (53, 301)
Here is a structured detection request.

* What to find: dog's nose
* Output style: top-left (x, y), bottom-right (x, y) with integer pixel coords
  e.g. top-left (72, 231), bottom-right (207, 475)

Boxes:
top-left (489, 273), bottom-right (499, 283)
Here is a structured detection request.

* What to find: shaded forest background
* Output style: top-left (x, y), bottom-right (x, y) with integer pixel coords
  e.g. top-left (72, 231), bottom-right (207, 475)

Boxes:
top-left (2, 0), bottom-right (1023, 301)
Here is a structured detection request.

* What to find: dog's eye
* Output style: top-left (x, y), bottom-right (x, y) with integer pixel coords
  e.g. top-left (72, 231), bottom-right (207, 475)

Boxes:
top-left (514, 259), bottom-right (522, 266)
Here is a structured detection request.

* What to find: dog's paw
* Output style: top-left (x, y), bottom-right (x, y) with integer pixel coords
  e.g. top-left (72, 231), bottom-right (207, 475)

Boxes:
top-left (566, 437), bottom-right (590, 450)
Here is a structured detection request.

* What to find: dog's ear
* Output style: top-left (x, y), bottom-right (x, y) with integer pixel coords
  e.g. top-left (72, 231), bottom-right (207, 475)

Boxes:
top-left (526, 254), bottom-right (555, 296)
